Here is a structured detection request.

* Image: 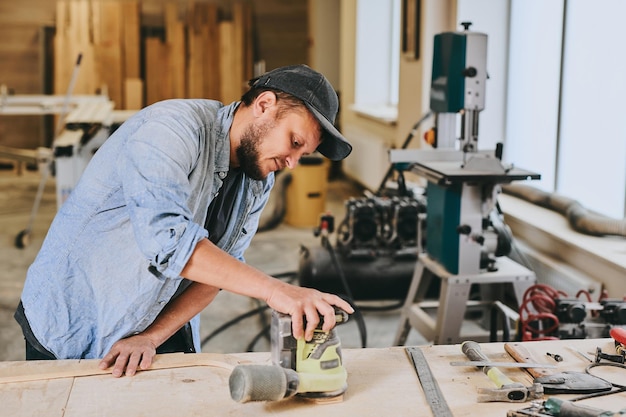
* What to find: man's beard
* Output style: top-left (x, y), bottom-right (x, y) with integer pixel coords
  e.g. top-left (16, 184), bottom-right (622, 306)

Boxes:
top-left (236, 118), bottom-right (275, 180)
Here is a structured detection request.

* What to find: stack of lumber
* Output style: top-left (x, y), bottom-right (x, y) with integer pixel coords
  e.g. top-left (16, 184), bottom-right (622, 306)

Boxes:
top-left (54, 1), bottom-right (253, 110)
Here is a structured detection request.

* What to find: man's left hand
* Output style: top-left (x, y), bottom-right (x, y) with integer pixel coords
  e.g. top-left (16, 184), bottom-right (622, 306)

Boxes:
top-left (98, 334), bottom-right (157, 377)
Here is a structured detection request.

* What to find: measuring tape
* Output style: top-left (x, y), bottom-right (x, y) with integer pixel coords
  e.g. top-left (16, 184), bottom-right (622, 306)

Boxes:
top-left (406, 347), bottom-right (453, 417)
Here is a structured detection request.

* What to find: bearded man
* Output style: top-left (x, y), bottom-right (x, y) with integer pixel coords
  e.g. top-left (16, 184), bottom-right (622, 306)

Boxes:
top-left (15, 65), bottom-right (353, 377)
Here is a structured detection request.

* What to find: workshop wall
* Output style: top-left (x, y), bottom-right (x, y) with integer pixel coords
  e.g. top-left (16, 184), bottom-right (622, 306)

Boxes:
top-left (0, 0), bottom-right (308, 151)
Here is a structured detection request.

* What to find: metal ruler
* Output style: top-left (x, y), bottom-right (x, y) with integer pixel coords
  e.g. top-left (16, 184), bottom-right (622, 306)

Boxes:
top-left (406, 347), bottom-right (453, 417)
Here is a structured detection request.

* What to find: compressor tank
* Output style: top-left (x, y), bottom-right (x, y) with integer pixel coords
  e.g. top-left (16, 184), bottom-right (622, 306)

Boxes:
top-left (297, 245), bottom-right (417, 301)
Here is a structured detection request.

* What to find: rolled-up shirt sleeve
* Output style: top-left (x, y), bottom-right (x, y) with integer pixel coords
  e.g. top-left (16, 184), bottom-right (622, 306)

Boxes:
top-left (119, 117), bottom-right (208, 279)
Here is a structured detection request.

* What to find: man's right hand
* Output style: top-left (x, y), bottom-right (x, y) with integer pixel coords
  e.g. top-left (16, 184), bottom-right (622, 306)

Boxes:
top-left (264, 279), bottom-right (354, 342)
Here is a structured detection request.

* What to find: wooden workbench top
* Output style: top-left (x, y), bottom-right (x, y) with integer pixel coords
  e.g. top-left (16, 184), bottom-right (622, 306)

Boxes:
top-left (1, 339), bottom-right (625, 416)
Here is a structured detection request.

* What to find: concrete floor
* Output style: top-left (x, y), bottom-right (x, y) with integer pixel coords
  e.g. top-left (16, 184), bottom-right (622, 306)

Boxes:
top-left (0, 166), bottom-right (426, 361)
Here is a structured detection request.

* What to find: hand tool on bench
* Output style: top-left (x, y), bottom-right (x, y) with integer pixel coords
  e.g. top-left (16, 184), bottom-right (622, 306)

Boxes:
top-left (509, 397), bottom-right (619, 417)
top-left (461, 341), bottom-right (543, 403)
top-left (406, 346), bottom-right (453, 417)
top-left (594, 347), bottom-right (625, 364)
top-left (504, 342), bottom-right (613, 394)
top-left (569, 329), bottom-right (626, 402)
top-left (450, 361), bottom-right (557, 368)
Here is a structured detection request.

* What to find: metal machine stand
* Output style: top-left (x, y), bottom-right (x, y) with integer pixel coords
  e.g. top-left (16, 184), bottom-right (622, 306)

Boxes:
top-left (1, 87), bottom-right (134, 247)
top-left (393, 253), bottom-right (535, 345)
top-left (391, 158), bottom-right (540, 345)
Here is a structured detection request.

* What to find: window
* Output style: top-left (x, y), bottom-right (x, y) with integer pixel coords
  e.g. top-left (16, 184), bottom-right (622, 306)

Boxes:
top-left (459, 0), bottom-right (626, 218)
top-left (503, 0), bottom-right (563, 192)
top-left (352, 0), bottom-right (401, 123)
top-left (556, 0), bottom-right (626, 218)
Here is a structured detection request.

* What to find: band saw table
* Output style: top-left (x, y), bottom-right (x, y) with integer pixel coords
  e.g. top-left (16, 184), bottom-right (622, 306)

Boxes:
top-left (1, 338), bottom-right (624, 416)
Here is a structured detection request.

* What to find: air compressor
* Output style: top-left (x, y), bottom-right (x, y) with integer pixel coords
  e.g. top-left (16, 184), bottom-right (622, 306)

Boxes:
top-left (297, 193), bottom-right (426, 301)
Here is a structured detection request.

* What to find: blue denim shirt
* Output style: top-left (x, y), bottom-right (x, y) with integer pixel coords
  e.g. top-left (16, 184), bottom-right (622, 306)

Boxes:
top-left (20, 99), bottom-right (274, 359)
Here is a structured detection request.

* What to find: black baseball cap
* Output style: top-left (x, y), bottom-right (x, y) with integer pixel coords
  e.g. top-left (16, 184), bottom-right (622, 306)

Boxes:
top-left (250, 65), bottom-right (352, 161)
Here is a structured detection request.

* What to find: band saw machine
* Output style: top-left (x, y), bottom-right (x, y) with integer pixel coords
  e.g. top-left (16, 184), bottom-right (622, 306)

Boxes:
top-left (393, 22), bottom-right (541, 345)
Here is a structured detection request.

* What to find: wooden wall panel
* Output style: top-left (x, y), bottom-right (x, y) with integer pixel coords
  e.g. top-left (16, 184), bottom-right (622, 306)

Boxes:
top-left (122, 1), bottom-right (141, 79)
top-left (145, 36), bottom-right (171, 105)
top-left (186, 2), bottom-right (220, 99)
top-left (54, 1), bottom-right (137, 107)
top-left (218, 21), bottom-right (237, 104)
top-left (0, 25), bottom-right (46, 149)
top-left (202, 4), bottom-right (221, 99)
top-left (164, 2), bottom-right (186, 99)
top-left (0, 0), bottom-right (308, 150)
top-left (94, 2), bottom-right (124, 107)
top-left (124, 78), bottom-right (144, 110)
top-left (187, 3), bottom-right (206, 98)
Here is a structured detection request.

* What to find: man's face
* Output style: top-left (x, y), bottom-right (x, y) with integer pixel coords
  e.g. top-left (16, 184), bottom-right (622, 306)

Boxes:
top-left (236, 107), bottom-right (322, 180)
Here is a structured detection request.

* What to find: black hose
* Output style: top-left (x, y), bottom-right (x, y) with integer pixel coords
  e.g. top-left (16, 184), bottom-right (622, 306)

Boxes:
top-left (246, 324), bottom-right (271, 352)
top-left (200, 305), bottom-right (269, 348)
top-left (321, 234), bottom-right (368, 348)
top-left (199, 272), bottom-right (296, 349)
top-left (357, 300), bottom-right (405, 312)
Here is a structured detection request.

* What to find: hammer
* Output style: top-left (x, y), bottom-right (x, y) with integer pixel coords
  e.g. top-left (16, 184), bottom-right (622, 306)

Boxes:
top-left (461, 341), bottom-right (543, 403)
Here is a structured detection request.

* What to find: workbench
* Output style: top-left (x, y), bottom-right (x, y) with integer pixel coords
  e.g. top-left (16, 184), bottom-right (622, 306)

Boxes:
top-left (1, 339), bottom-right (624, 416)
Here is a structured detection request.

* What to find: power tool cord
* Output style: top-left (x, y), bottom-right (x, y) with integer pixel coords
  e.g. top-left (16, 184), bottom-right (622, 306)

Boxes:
top-left (322, 234), bottom-right (368, 349)
top-left (200, 304), bottom-right (270, 348)
top-left (567, 362), bottom-right (626, 402)
top-left (200, 272), bottom-right (295, 348)
top-left (246, 324), bottom-right (271, 352)
top-left (200, 269), bottom-right (365, 351)
top-left (585, 362), bottom-right (626, 389)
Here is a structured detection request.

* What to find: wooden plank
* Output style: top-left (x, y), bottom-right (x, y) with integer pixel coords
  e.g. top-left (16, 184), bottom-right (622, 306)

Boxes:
top-left (144, 36), bottom-right (171, 105)
top-left (94, 1), bottom-right (123, 108)
top-left (71, 0), bottom-right (89, 47)
top-left (0, 342), bottom-right (625, 416)
top-left (232, 3), bottom-right (245, 98)
top-left (0, 25), bottom-right (43, 93)
top-left (0, 3), bottom-right (56, 25)
top-left (121, 0), bottom-right (141, 79)
top-left (0, 144), bottom-right (39, 164)
top-left (124, 78), bottom-right (144, 110)
top-left (0, 352), bottom-right (237, 384)
top-left (95, 2), bottom-right (122, 58)
top-left (94, 42), bottom-right (122, 107)
top-left (242, 3), bottom-right (254, 83)
top-left (68, 0), bottom-right (93, 95)
top-left (165, 2), bottom-right (186, 98)
top-left (219, 21), bottom-right (238, 104)
top-left (203, 3), bottom-right (221, 100)
top-left (91, 0), bottom-right (102, 44)
top-left (186, 2), bottom-right (207, 98)
top-left (144, 36), bottom-right (161, 106)
top-left (2, 377), bottom-right (73, 417)
top-left (53, 1), bottom-right (69, 95)
top-left (77, 45), bottom-right (98, 96)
